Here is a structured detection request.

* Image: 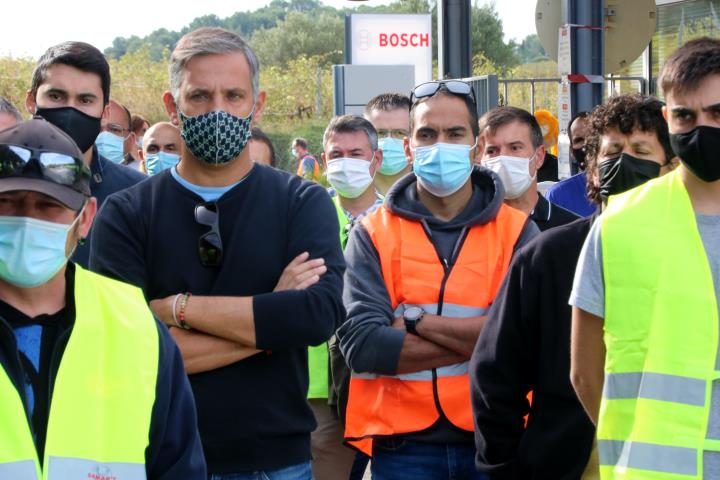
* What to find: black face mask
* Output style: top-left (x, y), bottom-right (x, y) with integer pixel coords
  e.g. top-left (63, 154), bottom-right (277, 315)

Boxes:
top-left (670, 125), bottom-right (720, 183)
top-left (35, 106), bottom-right (101, 154)
top-left (572, 147), bottom-right (587, 171)
top-left (598, 153), bottom-right (661, 202)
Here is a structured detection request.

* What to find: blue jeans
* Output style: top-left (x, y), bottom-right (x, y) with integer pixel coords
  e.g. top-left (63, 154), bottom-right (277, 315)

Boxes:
top-left (371, 439), bottom-right (489, 480)
top-left (209, 461), bottom-right (312, 480)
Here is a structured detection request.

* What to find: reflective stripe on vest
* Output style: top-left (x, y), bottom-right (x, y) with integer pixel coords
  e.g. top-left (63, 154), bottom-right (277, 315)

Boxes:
top-left (344, 203), bottom-right (527, 455)
top-left (599, 170), bottom-right (720, 479)
top-left (0, 266), bottom-right (159, 479)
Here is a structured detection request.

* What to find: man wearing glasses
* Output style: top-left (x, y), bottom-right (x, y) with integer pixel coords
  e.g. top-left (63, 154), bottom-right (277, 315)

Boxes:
top-left (89, 27), bottom-right (344, 480)
top-left (363, 93), bottom-right (412, 196)
top-left (95, 99), bottom-right (136, 166)
top-left (337, 80), bottom-right (538, 479)
top-left (0, 119), bottom-right (205, 478)
top-left (25, 41), bottom-right (146, 268)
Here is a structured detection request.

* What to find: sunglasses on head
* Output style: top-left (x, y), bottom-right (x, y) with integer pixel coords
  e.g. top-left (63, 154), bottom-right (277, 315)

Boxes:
top-left (410, 80), bottom-right (477, 106)
top-left (0, 144), bottom-right (90, 189)
top-left (194, 202), bottom-right (223, 268)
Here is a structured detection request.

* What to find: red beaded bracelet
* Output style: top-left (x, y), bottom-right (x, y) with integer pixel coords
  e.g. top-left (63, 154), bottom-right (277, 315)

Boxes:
top-left (178, 293), bottom-right (192, 330)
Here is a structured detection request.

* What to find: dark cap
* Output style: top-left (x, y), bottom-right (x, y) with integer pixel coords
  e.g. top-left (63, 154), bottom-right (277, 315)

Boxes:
top-left (0, 118), bottom-right (90, 210)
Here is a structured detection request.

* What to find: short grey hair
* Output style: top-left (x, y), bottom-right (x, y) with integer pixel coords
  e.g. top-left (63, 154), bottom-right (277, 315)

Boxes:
top-left (170, 27), bottom-right (260, 103)
top-left (0, 97), bottom-right (22, 122)
top-left (323, 115), bottom-right (379, 151)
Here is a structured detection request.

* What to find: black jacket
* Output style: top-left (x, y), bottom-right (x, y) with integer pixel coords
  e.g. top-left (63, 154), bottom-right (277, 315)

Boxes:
top-left (530, 193), bottom-right (580, 232)
top-left (470, 215), bottom-right (596, 479)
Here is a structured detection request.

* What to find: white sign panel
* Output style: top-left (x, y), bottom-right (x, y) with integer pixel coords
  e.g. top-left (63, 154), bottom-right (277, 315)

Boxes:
top-left (349, 14), bottom-right (432, 84)
top-left (558, 25), bottom-right (572, 76)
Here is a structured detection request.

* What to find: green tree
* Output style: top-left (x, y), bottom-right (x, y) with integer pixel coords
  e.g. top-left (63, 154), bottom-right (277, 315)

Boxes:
top-left (471, 2), bottom-right (518, 73)
top-left (250, 11), bottom-right (344, 67)
top-left (108, 47), bottom-right (170, 124)
top-left (0, 57), bottom-right (35, 119)
top-left (515, 34), bottom-right (548, 64)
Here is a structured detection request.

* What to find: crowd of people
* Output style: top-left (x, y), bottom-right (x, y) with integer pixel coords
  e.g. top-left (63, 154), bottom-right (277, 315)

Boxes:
top-left (0, 26), bottom-right (717, 480)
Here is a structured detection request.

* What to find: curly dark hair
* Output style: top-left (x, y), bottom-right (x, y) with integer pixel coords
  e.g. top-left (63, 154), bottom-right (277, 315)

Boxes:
top-left (585, 94), bottom-right (672, 205)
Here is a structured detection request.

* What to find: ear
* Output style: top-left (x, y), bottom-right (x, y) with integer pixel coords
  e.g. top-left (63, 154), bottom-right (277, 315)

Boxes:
top-left (252, 90), bottom-right (266, 126)
top-left (320, 151), bottom-right (327, 168)
top-left (125, 132), bottom-right (136, 153)
top-left (403, 137), bottom-right (414, 166)
top-left (163, 91), bottom-right (180, 126)
top-left (78, 197), bottom-right (98, 240)
top-left (662, 104), bottom-right (669, 122)
top-left (101, 103), bottom-right (111, 122)
top-left (533, 145), bottom-right (546, 173)
top-left (370, 149), bottom-right (383, 176)
top-left (25, 90), bottom-right (37, 115)
top-left (138, 147), bottom-right (145, 161)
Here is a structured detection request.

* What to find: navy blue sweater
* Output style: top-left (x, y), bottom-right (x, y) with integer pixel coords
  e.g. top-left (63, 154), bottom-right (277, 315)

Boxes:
top-left (88, 163), bottom-right (345, 473)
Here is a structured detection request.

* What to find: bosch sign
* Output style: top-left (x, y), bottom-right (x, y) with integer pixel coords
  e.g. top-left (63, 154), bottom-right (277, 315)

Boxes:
top-left (379, 33), bottom-right (430, 48)
top-left (347, 14), bottom-right (432, 84)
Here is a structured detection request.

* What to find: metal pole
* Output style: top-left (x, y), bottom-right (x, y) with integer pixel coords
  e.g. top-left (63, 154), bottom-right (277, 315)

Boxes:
top-left (530, 80), bottom-right (536, 113)
top-left (439, 0), bottom-right (472, 79)
top-left (565, 0), bottom-right (605, 116)
top-left (503, 82), bottom-right (509, 106)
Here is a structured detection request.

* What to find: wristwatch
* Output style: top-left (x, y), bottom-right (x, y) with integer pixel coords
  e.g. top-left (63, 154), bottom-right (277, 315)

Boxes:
top-left (403, 306), bottom-right (425, 335)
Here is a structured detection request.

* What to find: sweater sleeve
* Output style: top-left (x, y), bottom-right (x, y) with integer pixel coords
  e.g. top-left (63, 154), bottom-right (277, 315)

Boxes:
top-left (252, 182), bottom-right (346, 350)
top-left (146, 321), bottom-right (207, 479)
top-left (336, 223), bottom-right (405, 375)
top-left (88, 192), bottom-right (148, 291)
top-left (470, 245), bottom-right (536, 478)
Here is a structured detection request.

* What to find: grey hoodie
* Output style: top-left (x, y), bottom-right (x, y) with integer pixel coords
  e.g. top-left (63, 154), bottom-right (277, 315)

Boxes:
top-left (338, 166), bottom-right (539, 377)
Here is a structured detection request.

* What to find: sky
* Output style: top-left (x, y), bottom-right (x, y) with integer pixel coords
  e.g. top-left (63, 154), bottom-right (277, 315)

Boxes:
top-left (0, 0), bottom-right (537, 59)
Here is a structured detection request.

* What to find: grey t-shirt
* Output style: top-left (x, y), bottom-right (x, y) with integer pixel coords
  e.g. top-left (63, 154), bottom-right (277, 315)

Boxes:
top-left (570, 214), bottom-right (720, 318)
top-left (570, 213), bottom-right (720, 471)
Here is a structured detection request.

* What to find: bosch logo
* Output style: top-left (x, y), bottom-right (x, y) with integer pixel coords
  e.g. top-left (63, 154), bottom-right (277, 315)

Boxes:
top-left (378, 32), bottom-right (430, 48)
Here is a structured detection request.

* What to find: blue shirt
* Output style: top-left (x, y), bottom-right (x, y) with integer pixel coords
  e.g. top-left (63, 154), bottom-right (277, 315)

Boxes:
top-left (545, 172), bottom-right (597, 217)
top-left (170, 166), bottom-right (244, 202)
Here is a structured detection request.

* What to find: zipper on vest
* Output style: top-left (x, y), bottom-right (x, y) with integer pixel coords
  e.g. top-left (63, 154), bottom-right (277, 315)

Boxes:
top-left (419, 222), bottom-right (470, 423)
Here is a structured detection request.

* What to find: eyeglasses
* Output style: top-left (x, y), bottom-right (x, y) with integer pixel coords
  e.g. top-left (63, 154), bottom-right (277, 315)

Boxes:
top-left (103, 123), bottom-right (131, 139)
top-left (377, 129), bottom-right (409, 140)
top-left (194, 202), bottom-right (223, 267)
top-left (0, 144), bottom-right (90, 188)
top-left (410, 80), bottom-right (477, 106)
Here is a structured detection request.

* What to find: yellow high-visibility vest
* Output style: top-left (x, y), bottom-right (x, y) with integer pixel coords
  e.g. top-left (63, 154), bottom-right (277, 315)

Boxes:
top-left (0, 266), bottom-right (159, 480)
top-left (599, 170), bottom-right (720, 479)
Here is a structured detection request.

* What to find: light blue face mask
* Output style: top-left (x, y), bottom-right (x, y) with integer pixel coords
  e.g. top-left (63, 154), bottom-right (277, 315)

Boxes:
top-left (96, 131), bottom-right (126, 164)
top-left (0, 214), bottom-right (81, 288)
top-left (146, 151), bottom-right (181, 176)
top-left (378, 138), bottom-right (408, 176)
top-left (412, 141), bottom-right (475, 197)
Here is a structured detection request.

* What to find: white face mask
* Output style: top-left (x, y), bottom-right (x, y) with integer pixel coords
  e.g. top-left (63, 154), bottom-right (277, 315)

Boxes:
top-left (326, 156), bottom-right (374, 199)
top-left (483, 154), bottom-right (535, 199)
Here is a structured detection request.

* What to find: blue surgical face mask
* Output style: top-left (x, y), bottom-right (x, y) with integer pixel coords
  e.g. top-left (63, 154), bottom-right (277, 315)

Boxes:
top-left (179, 108), bottom-right (254, 165)
top-left (412, 141), bottom-right (475, 197)
top-left (0, 214), bottom-right (81, 288)
top-left (146, 151), bottom-right (181, 176)
top-left (95, 131), bottom-right (126, 164)
top-left (378, 138), bottom-right (408, 176)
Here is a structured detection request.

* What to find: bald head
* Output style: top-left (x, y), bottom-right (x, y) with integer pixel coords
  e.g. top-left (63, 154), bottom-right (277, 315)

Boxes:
top-left (141, 122), bottom-right (182, 159)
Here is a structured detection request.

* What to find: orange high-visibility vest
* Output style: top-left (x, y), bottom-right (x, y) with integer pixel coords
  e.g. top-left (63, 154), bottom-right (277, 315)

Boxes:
top-left (296, 155), bottom-right (320, 180)
top-left (344, 204), bottom-right (527, 455)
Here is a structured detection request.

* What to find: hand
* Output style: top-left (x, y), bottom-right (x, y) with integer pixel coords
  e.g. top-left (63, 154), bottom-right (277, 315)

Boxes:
top-left (274, 252), bottom-right (327, 292)
top-left (149, 295), bottom-right (178, 326)
top-left (392, 315), bottom-right (405, 331)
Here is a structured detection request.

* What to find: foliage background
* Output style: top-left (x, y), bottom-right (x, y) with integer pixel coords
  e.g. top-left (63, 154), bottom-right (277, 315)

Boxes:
top-left (1, 0), bottom-right (712, 172)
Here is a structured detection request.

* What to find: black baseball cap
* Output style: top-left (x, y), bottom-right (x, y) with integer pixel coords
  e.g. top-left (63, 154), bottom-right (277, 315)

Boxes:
top-left (0, 118), bottom-right (91, 210)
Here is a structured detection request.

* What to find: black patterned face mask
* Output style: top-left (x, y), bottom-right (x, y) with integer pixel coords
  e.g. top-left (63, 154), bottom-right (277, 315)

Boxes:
top-left (179, 109), bottom-right (253, 165)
